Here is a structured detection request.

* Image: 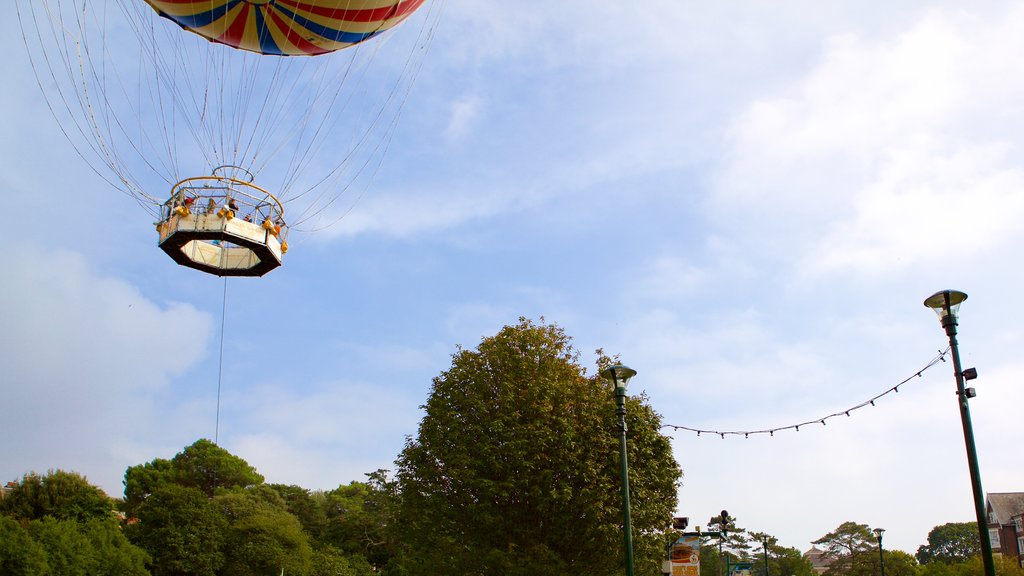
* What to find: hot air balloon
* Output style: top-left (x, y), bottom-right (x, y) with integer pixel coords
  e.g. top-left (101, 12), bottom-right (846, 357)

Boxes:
top-left (17, 0), bottom-right (440, 276)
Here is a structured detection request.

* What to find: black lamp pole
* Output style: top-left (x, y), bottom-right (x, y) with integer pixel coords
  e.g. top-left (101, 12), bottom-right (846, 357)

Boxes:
top-left (602, 364), bottom-right (637, 576)
top-left (873, 528), bottom-right (885, 576)
top-left (763, 536), bottom-right (769, 576)
top-left (923, 290), bottom-right (995, 576)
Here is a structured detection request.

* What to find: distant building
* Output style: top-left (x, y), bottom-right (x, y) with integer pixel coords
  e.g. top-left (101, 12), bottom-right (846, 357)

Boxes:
top-left (803, 546), bottom-right (831, 574)
top-left (986, 492), bottom-right (1024, 566)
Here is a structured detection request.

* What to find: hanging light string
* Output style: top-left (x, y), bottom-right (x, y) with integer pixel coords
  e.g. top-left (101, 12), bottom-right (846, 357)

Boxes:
top-left (662, 348), bottom-right (951, 439)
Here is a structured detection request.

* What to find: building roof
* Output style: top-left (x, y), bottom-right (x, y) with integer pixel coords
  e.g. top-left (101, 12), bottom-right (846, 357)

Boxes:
top-left (987, 492), bottom-right (1024, 525)
top-left (804, 546), bottom-right (832, 574)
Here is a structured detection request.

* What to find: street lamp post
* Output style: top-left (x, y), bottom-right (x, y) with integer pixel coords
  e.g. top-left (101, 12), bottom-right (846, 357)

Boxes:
top-left (873, 528), bottom-right (885, 576)
top-left (923, 290), bottom-right (995, 576)
top-left (762, 535), bottom-right (769, 576)
top-left (602, 364), bottom-right (638, 576)
top-left (719, 511), bottom-right (730, 576)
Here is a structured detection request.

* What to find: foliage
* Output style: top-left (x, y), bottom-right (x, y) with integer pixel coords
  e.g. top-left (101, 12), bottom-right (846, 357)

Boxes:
top-left (813, 521), bottom-right (879, 576)
top-left (883, 549), bottom-right (920, 576)
top-left (81, 517), bottom-right (151, 576)
top-left (24, 516), bottom-right (149, 576)
top-left (0, 515), bottom-right (49, 576)
top-left (1, 470), bottom-right (114, 523)
top-left (0, 471), bottom-right (149, 576)
top-left (268, 484), bottom-right (329, 542)
top-left (321, 471), bottom-right (401, 569)
top-left (394, 318), bottom-right (682, 576)
top-left (216, 489), bottom-right (314, 576)
top-left (123, 439), bottom-right (263, 516)
top-left (920, 555), bottom-right (1024, 576)
top-left (916, 522), bottom-right (981, 565)
top-left (770, 545), bottom-right (817, 576)
top-left (128, 483), bottom-right (227, 576)
top-left (311, 546), bottom-right (379, 576)
top-left (696, 528), bottom-right (813, 576)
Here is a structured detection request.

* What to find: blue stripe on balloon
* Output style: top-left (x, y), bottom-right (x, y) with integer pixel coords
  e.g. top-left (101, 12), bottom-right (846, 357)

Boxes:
top-left (159, 0), bottom-right (241, 29)
top-left (254, 8), bottom-right (283, 54)
top-left (270, 4), bottom-right (383, 44)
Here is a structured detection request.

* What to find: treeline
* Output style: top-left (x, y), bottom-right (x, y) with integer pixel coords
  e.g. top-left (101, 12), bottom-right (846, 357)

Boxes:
top-left (0, 440), bottom-right (397, 576)
top-left (2, 319), bottom-right (684, 576)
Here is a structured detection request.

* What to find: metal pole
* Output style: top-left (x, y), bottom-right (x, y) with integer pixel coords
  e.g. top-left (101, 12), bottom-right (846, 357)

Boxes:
top-left (941, 295), bottom-right (996, 576)
top-left (616, 389), bottom-right (636, 576)
top-left (877, 534), bottom-right (885, 576)
top-left (719, 538), bottom-right (724, 576)
top-left (763, 537), bottom-right (769, 576)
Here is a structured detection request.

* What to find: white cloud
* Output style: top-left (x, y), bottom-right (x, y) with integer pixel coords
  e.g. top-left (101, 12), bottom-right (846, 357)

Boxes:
top-left (712, 6), bottom-right (1024, 277)
top-left (226, 380), bottom-right (424, 489)
top-left (0, 244), bottom-right (212, 494)
top-left (444, 96), bottom-right (483, 141)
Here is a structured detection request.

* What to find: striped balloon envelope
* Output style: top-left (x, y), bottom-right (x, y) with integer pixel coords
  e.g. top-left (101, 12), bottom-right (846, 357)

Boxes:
top-left (144, 0), bottom-right (427, 55)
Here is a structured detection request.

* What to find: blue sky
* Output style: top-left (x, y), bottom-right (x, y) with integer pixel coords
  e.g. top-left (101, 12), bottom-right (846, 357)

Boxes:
top-left (3, 0), bottom-right (1023, 556)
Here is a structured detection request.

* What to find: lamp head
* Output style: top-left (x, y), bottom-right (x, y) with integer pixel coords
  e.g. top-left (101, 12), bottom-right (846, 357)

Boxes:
top-left (923, 290), bottom-right (967, 323)
top-left (601, 364), bottom-right (636, 393)
top-left (873, 527), bottom-right (885, 539)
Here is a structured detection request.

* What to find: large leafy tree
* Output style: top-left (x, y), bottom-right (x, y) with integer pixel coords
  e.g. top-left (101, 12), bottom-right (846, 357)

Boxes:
top-left (128, 483), bottom-right (228, 576)
top-left (916, 522), bottom-right (981, 565)
top-left (0, 470), bottom-right (149, 575)
top-left (0, 516), bottom-right (49, 576)
top-left (394, 318), bottom-right (682, 576)
top-left (1, 470), bottom-right (113, 523)
top-left (812, 522), bottom-right (879, 576)
top-left (124, 439), bottom-right (263, 516)
top-left (215, 489), bottom-right (313, 576)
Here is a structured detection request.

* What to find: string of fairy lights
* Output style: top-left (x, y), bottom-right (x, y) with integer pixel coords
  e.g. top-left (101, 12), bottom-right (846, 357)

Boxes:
top-left (661, 348), bottom-right (952, 438)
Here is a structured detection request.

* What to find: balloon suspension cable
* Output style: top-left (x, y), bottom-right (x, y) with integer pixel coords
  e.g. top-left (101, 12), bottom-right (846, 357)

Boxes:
top-left (215, 278), bottom-right (228, 445)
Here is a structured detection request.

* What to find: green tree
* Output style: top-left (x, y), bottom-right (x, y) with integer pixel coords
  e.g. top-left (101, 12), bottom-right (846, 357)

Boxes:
top-left (0, 516), bottom-right (49, 576)
top-left (128, 484), bottom-right (227, 576)
top-left (268, 484), bottom-right (329, 543)
top-left (123, 439), bottom-right (264, 516)
top-left (883, 549), bottom-right (919, 576)
top-left (27, 517), bottom-right (149, 576)
top-left (745, 531), bottom-right (815, 576)
top-left (1, 470), bottom-right (113, 523)
top-left (394, 318), bottom-right (682, 576)
top-left (770, 545), bottom-right (817, 576)
top-left (813, 522), bottom-right (878, 576)
top-left (215, 489), bottom-right (314, 576)
top-left (28, 517), bottom-right (95, 576)
top-left (311, 546), bottom-right (377, 576)
top-left (920, 556), bottom-right (1024, 576)
top-left (916, 522), bottom-right (980, 565)
top-left (81, 517), bottom-right (150, 576)
top-left (320, 471), bottom-right (402, 570)
top-left (1, 470), bottom-right (149, 576)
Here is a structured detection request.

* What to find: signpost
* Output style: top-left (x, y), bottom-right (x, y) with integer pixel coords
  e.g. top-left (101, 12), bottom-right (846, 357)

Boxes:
top-left (669, 534), bottom-right (702, 576)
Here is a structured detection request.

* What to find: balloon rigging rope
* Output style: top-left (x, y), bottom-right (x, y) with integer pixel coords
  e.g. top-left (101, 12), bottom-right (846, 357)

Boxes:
top-left (215, 277), bottom-right (228, 445)
top-left (291, 0), bottom-right (449, 231)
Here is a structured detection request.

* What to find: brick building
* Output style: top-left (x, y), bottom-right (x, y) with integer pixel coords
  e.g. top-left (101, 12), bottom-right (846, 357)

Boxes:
top-left (987, 492), bottom-right (1024, 566)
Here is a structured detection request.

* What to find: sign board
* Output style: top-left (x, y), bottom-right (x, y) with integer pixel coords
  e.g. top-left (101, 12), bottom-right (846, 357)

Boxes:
top-left (670, 534), bottom-right (701, 576)
top-left (730, 562), bottom-right (754, 576)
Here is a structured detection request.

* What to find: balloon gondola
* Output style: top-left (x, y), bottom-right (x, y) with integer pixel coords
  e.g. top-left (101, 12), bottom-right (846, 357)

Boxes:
top-left (157, 166), bottom-right (288, 277)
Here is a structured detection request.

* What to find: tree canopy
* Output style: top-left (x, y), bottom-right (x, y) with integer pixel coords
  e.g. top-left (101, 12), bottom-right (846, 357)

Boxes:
top-left (0, 471), bottom-right (149, 576)
top-left (916, 522), bottom-right (981, 565)
top-left (813, 521), bottom-right (878, 576)
top-left (1, 470), bottom-right (113, 523)
top-left (394, 318), bottom-right (682, 576)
